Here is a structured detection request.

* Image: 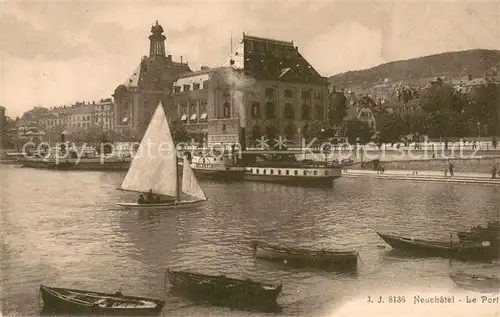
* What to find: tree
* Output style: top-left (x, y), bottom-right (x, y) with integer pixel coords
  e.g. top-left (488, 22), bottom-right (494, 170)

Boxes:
top-left (171, 125), bottom-right (189, 143)
top-left (328, 91), bottom-right (348, 125)
top-left (379, 113), bottom-right (405, 144)
top-left (342, 119), bottom-right (374, 144)
top-left (420, 83), bottom-right (469, 138)
top-left (308, 120), bottom-right (334, 141)
top-left (470, 83), bottom-right (500, 136)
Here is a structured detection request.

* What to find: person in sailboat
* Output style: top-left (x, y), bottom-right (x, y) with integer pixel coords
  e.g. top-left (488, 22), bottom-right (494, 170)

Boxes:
top-left (146, 189), bottom-right (154, 203)
top-left (137, 194), bottom-right (145, 204)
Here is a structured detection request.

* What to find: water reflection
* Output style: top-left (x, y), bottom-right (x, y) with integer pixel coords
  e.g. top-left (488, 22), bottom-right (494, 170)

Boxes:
top-left (1, 166), bottom-right (499, 316)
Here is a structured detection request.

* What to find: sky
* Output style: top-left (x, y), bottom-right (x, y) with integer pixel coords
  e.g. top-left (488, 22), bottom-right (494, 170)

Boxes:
top-left (2, 0), bottom-right (500, 118)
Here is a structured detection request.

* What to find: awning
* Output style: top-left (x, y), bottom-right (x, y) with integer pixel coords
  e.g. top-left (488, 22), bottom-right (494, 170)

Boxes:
top-left (200, 113), bottom-right (207, 120)
top-left (190, 113), bottom-right (197, 120)
top-left (180, 114), bottom-right (187, 121)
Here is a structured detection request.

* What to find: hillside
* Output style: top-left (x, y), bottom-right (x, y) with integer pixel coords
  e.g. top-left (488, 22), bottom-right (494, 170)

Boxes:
top-left (328, 49), bottom-right (500, 87)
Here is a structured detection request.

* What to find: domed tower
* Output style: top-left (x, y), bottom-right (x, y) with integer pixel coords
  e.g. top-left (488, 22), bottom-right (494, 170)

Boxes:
top-left (149, 20), bottom-right (166, 57)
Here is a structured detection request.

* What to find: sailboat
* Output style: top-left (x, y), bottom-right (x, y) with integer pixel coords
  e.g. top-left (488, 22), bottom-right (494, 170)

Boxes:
top-left (116, 102), bottom-right (207, 209)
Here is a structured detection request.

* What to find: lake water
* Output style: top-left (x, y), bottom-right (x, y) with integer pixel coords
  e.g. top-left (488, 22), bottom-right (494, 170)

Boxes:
top-left (1, 165), bottom-right (499, 316)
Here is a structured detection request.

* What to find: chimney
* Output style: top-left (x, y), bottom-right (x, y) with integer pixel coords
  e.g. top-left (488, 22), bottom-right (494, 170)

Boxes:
top-left (180, 55), bottom-right (183, 64)
top-left (167, 54), bottom-right (172, 61)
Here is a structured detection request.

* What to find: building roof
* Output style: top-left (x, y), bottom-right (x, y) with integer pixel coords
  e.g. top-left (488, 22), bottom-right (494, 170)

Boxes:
top-left (121, 55), bottom-right (191, 91)
top-left (222, 33), bottom-right (326, 85)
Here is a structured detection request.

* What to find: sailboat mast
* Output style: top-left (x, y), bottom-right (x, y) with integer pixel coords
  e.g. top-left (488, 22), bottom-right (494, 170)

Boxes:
top-left (175, 153), bottom-right (181, 202)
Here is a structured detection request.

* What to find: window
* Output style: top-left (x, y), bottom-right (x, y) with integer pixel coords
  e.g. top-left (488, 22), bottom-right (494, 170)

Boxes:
top-left (313, 91), bottom-right (321, 100)
top-left (223, 103), bottom-right (231, 118)
top-left (256, 169), bottom-right (259, 173)
top-left (325, 170), bottom-right (329, 176)
top-left (183, 84), bottom-right (190, 92)
top-left (265, 88), bottom-right (275, 98)
top-left (286, 170), bottom-right (289, 175)
top-left (251, 102), bottom-right (261, 118)
top-left (222, 124), bottom-right (226, 132)
top-left (202, 80), bottom-right (209, 89)
top-left (193, 83), bottom-right (200, 90)
top-left (263, 169), bottom-right (267, 174)
top-left (301, 90), bottom-right (310, 99)
top-left (223, 88), bottom-right (230, 97)
top-left (270, 170), bottom-right (274, 175)
top-left (265, 102), bottom-right (275, 119)
top-left (284, 89), bottom-right (293, 98)
top-left (303, 170), bottom-right (307, 175)
top-left (302, 105), bottom-right (311, 120)
top-left (315, 105), bottom-right (323, 119)
top-left (278, 170), bottom-right (281, 175)
top-left (313, 170), bottom-right (318, 175)
top-left (284, 103), bottom-right (294, 119)
top-left (294, 170), bottom-right (298, 175)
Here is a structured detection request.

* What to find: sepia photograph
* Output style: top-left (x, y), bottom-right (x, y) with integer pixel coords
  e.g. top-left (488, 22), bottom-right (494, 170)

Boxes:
top-left (1, 1), bottom-right (499, 316)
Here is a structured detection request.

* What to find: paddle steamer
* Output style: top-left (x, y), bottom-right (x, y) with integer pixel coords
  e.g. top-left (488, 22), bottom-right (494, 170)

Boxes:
top-left (187, 150), bottom-right (343, 186)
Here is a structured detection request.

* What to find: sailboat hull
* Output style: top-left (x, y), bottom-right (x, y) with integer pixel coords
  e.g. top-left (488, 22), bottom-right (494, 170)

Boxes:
top-left (116, 199), bottom-right (206, 209)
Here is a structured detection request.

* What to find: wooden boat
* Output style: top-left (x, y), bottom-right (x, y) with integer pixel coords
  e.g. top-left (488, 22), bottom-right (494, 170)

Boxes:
top-left (39, 285), bottom-right (164, 316)
top-left (165, 269), bottom-right (282, 309)
top-left (252, 241), bottom-right (358, 267)
top-left (116, 102), bottom-right (208, 209)
top-left (377, 232), bottom-right (496, 260)
top-left (449, 271), bottom-right (500, 292)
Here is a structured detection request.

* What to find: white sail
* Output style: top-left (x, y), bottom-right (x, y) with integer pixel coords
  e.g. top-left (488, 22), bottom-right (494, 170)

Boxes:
top-left (181, 157), bottom-right (207, 201)
top-left (120, 102), bottom-right (178, 197)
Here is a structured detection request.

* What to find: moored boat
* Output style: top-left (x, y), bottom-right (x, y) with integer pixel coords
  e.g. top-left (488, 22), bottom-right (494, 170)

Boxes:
top-left (457, 221), bottom-right (500, 243)
top-left (449, 271), bottom-right (500, 293)
top-left (377, 232), bottom-right (496, 260)
top-left (165, 269), bottom-right (282, 310)
top-left (116, 102), bottom-right (208, 209)
top-left (252, 241), bottom-right (358, 268)
top-left (39, 285), bottom-right (164, 316)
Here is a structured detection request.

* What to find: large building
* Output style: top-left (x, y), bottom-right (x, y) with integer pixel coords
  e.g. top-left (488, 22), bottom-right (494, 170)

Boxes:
top-left (113, 21), bottom-right (191, 138)
top-left (93, 98), bottom-right (114, 131)
top-left (172, 33), bottom-right (330, 148)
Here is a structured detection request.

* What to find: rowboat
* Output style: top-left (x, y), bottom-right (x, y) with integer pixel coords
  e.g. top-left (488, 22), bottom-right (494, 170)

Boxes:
top-left (457, 221), bottom-right (500, 243)
top-left (252, 241), bottom-right (358, 268)
top-left (165, 269), bottom-right (282, 310)
top-left (449, 271), bottom-right (500, 293)
top-left (39, 285), bottom-right (164, 316)
top-left (377, 232), bottom-right (496, 260)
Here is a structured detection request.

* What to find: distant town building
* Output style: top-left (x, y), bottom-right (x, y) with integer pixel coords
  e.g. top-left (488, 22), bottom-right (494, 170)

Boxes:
top-left (65, 104), bottom-right (94, 133)
top-left (113, 21), bottom-right (191, 138)
top-left (92, 98), bottom-right (114, 131)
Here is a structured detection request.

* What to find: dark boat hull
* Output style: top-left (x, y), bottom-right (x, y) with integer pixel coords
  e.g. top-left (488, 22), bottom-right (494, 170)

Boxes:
top-left (243, 173), bottom-right (336, 187)
top-left (165, 269), bottom-right (282, 310)
top-left (450, 272), bottom-right (500, 293)
top-left (39, 285), bottom-right (164, 316)
top-left (22, 158), bottom-right (131, 171)
top-left (192, 169), bottom-right (245, 180)
top-left (253, 241), bottom-right (358, 268)
top-left (377, 232), bottom-right (496, 260)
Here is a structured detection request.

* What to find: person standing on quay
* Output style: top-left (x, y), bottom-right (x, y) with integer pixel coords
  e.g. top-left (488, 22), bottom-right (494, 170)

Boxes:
top-left (444, 165), bottom-right (448, 177)
top-left (448, 161), bottom-right (454, 176)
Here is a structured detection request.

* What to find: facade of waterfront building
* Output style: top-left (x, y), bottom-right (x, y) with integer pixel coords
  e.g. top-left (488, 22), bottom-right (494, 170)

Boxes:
top-left (92, 98), bottom-right (114, 131)
top-left (173, 33), bottom-right (329, 148)
top-left (113, 21), bottom-right (191, 138)
top-left (65, 105), bottom-right (94, 133)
